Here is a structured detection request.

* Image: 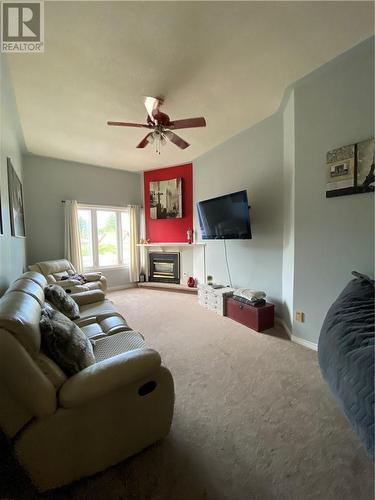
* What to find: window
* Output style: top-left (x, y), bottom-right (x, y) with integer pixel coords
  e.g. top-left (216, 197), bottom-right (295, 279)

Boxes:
top-left (78, 205), bottom-right (130, 270)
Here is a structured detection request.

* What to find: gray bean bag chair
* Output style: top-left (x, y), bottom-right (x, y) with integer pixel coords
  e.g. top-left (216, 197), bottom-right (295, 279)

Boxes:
top-left (318, 272), bottom-right (374, 457)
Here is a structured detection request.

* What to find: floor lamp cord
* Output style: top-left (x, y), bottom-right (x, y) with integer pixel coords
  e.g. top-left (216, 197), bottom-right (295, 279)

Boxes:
top-left (223, 239), bottom-right (233, 287)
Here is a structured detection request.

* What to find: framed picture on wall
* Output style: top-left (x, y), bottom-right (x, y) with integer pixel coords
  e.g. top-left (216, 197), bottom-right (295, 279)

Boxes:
top-left (0, 179), bottom-right (3, 235)
top-left (326, 138), bottom-right (374, 197)
top-left (7, 158), bottom-right (26, 237)
top-left (149, 177), bottom-right (182, 219)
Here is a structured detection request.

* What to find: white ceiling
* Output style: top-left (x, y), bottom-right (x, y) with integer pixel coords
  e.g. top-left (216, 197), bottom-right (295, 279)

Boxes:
top-left (8, 1), bottom-right (374, 172)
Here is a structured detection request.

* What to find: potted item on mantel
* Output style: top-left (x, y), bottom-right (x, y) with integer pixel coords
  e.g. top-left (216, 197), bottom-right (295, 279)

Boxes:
top-left (187, 276), bottom-right (196, 288)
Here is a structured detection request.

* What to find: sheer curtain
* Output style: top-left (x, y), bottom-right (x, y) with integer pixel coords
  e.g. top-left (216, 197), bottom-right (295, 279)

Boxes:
top-left (128, 205), bottom-right (140, 282)
top-left (64, 200), bottom-right (83, 273)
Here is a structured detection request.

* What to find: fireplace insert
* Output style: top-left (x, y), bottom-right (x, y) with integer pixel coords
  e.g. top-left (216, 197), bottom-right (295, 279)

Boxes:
top-left (149, 252), bottom-right (180, 284)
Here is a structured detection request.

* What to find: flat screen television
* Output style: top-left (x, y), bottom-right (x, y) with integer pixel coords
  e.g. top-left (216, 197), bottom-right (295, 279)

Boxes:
top-left (197, 190), bottom-right (252, 240)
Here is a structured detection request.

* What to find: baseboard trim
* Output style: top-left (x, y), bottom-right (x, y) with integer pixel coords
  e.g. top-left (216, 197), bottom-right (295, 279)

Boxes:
top-left (291, 335), bottom-right (318, 351)
top-left (107, 283), bottom-right (137, 291)
top-left (276, 317), bottom-right (318, 351)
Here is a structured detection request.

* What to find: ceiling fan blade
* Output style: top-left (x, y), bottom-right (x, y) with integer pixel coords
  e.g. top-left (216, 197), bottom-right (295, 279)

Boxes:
top-left (107, 121), bottom-right (150, 128)
top-left (168, 117), bottom-right (206, 130)
top-left (144, 96), bottom-right (163, 122)
top-left (136, 133), bottom-right (154, 149)
top-left (166, 131), bottom-right (190, 150)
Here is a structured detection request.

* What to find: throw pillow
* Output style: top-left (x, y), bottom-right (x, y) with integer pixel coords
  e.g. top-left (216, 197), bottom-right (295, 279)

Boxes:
top-left (40, 305), bottom-right (95, 376)
top-left (44, 284), bottom-right (80, 319)
top-left (52, 271), bottom-right (70, 280)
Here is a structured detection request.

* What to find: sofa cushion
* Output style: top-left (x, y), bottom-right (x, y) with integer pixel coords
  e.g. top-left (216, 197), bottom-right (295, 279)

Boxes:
top-left (93, 330), bottom-right (146, 362)
top-left (85, 281), bottom-right (104, 291)
top-left (71, 290), bottom-right (105, 306)
top-left (40, 306), bottom-right (95, 377)
top-left (44, 285), bottom-right (80, 320)
top-left (100, 315), bottom-right (132, 335)
top-left (78, 299), bottom-right (117, 320)
top-left (81, 322), bottom-right (105, 340)
top-left (79, 313), bottom-right (131, 340)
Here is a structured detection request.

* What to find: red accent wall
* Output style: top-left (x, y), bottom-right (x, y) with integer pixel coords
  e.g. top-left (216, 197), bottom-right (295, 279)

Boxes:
top-left (144, 163), bottom-right (193, 243)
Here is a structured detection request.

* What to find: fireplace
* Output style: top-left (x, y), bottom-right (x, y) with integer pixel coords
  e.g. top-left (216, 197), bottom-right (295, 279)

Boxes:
top-left (149, 252), bottom-right (180, 284)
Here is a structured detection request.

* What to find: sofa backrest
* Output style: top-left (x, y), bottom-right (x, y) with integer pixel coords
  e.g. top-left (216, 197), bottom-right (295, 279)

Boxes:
top-left (7, 278), bottom-right (45, 307)
top-left (0, 288), bottom-right (43, 357)
top-left (29, 259), bottom-right (76, 284)
top-left (0, 272), bottom-right (64, 438)
top-left (21, 271), bottom-right (49, 289)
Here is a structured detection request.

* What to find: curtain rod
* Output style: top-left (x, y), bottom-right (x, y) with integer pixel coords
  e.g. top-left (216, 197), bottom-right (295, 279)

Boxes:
top-left (61, 200), bottom-right (141, 208)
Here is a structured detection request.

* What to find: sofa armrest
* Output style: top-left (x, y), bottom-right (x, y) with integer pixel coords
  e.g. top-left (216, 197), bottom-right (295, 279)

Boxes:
top-left (59, 348), bottom-right (161, 408)
top-left (71, 289), bottom-right (105, 306)
top-left (83, 272), bottom-right (102, 282)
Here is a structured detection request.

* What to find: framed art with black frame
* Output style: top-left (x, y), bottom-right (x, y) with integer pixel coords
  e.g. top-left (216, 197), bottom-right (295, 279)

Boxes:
top-left (7, 157), bottom-right (26, 237)
top-left (0, 180), bottom-right (3, 235)
top-left (326, 138), bottom-right (374, 198)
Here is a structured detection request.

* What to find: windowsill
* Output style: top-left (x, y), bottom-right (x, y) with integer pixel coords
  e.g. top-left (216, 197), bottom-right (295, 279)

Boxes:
top-left (83, 265), bottom-right (129, 272)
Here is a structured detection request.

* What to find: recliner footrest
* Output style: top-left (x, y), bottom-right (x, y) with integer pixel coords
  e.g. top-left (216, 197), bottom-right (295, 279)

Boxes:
top-left (94, 331), bottom-right (146, 362)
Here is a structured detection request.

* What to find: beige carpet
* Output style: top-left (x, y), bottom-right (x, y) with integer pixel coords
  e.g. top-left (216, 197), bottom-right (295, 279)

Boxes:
top-left (0, 288), bottom-right (373, 500)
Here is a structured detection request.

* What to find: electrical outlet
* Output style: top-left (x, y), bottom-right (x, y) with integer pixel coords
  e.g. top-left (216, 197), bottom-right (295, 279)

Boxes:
top-left (296, 311), bottom-right (305, 323)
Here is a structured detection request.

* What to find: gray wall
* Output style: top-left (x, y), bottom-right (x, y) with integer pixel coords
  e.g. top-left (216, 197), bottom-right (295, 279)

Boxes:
top-left (0, 55), bottom-right (26, 293)
top-left (193, 36), bottom-right (374, 346)
top-left (193, 113), bottom-right (284, 310)
top-left (23, 155), bottom-right (142, 287)
top-left (292, 37), bottom-right (374, 344)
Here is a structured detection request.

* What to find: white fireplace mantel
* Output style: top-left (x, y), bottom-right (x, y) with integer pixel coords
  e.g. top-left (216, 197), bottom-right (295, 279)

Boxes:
top-left (137, 242), bottom-right (206, 284)
top-left (137, 243), bottom-right (205, 247)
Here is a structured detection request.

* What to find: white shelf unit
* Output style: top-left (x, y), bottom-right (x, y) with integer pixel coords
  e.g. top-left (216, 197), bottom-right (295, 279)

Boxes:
top-left (137, 243), bottom-right (205, 247)
top-left (197, 284), bottom-right (234, 315)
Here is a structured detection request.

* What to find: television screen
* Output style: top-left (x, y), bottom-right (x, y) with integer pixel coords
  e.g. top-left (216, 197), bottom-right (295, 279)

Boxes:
top-left (197, 190), bottom-right (252, 240)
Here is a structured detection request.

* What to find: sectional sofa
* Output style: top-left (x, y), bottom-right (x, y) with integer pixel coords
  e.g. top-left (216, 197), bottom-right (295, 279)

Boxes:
top-left (0, 271), bottom-right (174, 491)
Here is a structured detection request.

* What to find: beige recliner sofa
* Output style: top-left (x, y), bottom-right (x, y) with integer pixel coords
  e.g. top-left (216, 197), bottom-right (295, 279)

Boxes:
top-left (29, 259), bottom-right (108, 294)
top-left (0, 271), bottom-right (174, 491)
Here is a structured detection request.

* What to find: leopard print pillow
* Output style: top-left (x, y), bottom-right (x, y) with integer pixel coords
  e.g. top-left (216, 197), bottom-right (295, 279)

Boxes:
top-left (40, 305), bottom-right (95, 376)
top-left (44, 284), bottom-right (80, 320)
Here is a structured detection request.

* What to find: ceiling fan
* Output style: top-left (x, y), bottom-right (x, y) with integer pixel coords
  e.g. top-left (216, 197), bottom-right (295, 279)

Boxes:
top-left (107, 96), bottom-right (206, 153)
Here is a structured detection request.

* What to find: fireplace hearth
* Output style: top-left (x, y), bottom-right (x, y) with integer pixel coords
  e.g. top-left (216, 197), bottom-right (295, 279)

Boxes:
top-left (149, 252), bottom-right (180, 284)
